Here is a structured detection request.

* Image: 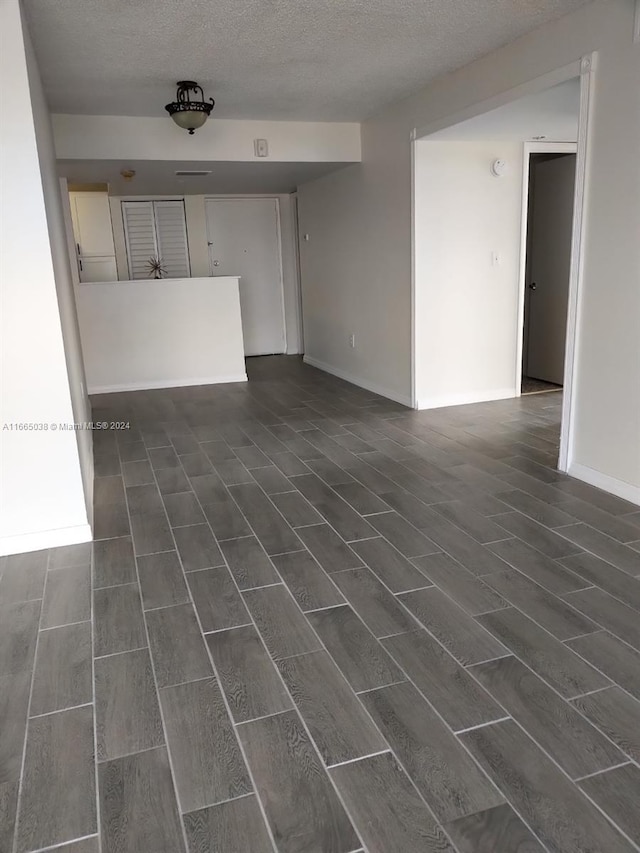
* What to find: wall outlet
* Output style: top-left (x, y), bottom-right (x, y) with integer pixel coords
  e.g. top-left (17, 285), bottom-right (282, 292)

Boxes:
top-left (491, 251), bottom-right (500, 266)
top-left (349, 334), bottom-right (355, 348)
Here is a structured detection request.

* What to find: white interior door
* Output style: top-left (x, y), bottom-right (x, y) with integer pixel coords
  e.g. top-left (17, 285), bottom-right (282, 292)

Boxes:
top-left (205, 198), bottom-right (285, 356)
top-left (525, 155), bottom-right (576, 385)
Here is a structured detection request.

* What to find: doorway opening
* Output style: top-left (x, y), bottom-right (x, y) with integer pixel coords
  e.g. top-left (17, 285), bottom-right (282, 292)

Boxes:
top-left (411, 57), bottom-right (594, 472)
top-left (521, 151), bottom-right (576, 395)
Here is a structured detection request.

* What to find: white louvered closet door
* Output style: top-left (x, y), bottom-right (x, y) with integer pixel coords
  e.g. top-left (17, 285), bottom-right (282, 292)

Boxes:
top-left (153, 200), bottom-right (191, 279)
top-left (122, 200), bottom-right (190, 279)
top-left (122, 201), bottom-right (157, 279)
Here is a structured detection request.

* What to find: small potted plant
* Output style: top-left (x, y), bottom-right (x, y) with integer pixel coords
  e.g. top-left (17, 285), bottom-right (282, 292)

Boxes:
top-left (147, 255), bottom-right (167, 279)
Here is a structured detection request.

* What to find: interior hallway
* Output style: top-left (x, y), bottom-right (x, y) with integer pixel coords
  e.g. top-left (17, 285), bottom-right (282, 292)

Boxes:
top-left (2, 356), bottom-right (640, 853)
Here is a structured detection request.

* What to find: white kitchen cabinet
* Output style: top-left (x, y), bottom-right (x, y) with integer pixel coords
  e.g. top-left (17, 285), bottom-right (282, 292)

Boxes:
top-left (69, 191), bottom-right (118, 282)
top-left (78, 255), bottom-right (118, 283)
top-left (70, 192), bottom-right (117, 257)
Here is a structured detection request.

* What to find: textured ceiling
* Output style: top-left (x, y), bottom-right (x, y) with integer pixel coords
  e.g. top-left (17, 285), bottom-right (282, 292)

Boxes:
top-left (426, 78), bottom-right (580, 141)
top-left (57, 160), bottom-right (349, 195)
top-left (24, 0), bottom-right (591, 121)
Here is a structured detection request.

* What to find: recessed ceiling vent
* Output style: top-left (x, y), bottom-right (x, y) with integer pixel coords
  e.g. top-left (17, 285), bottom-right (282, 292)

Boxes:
top-left (175, 170), bottom-right (212, 176)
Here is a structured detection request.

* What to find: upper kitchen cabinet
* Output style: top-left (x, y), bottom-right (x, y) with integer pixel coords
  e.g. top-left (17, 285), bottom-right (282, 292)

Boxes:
top-left (70, 192), bottom-right (117, 257)
top-left (69, 191), bottom-right (118, 282)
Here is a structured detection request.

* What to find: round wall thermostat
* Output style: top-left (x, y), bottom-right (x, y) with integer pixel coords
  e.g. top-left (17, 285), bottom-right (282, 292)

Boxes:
top-left (491, 159), bottom-right (507, 177)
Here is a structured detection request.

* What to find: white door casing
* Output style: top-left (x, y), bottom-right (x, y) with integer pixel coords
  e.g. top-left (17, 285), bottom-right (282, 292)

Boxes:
top-left (205, 198), bottom-right (286, 356)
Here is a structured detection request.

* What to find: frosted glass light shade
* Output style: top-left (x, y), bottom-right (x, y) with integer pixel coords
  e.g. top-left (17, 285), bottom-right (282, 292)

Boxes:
top-left (170, 110), bottom-right (208, 133)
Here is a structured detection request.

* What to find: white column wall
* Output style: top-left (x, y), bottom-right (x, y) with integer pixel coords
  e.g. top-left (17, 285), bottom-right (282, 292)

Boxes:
top-left (0, 0), bottom-right (91, 554)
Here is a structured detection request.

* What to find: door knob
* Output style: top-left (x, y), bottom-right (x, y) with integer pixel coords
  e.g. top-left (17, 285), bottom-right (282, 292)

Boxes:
top-left (213, 260), bottom-right (219, 266)
top-left (529, 282), bottom-right (537, 291)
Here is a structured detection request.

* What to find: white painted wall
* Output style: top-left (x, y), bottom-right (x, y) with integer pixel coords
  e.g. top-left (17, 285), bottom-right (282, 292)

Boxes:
top-left (53, 115), bottom-right (361, 163)
top-left (108, 193), bottom-right (303, 354)
top-left (0, 0), bottom-right (91, 555)
top-left (569, 22), bottom-right (640, 500)
top-left (414, 141), bottom-right (523, 408)
top-left (26, 57), bottom-right (94, 522)
top-left (298, 0), bottom-right (640, 500)
top-left (75, 277), bottom-right (246, 393)
top-left (57, 178), bottom-right (95, 517)
top-left (298, 163), bottom-right (413, 405)
top-left (427, 78), bottom-right (580, 142)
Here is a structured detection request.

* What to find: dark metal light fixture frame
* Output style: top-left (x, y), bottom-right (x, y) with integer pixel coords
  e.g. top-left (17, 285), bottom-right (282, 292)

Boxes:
top-left (165, 81), bottom-right (215, 134)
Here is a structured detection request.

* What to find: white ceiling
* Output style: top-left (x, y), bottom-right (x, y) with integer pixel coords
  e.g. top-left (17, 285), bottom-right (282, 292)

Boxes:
top-left (57, 159), bottom-right (350, 195)
top-left (23, 0), bottom-right (590, 121)
top-left (425, 77), bottom-right (580, 141)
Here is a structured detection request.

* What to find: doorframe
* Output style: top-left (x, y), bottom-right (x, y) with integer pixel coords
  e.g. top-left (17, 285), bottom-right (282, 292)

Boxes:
top-left (291, 192), bottom-right (305, 355)
top-left (410, 53), bottom-right (596, 476)
top-left (515, 141), bottom-right (577, 397)
top-left (558, 56), bottom-right (595, 473)
top-left (204, 195), bottom-right (288, 355)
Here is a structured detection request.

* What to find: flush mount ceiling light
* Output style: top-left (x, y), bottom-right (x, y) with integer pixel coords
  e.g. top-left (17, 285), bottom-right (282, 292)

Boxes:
top-left (165, 81), bottom-right (215, 135)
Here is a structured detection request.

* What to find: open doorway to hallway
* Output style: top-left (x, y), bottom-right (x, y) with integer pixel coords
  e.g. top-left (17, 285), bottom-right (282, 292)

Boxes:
top-left (521, 151), bottom-right (576, 395)
top-left (412, 61), bottom-right (593, 473)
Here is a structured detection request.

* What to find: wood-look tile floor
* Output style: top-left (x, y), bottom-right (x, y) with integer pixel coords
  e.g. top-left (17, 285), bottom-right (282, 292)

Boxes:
top-left (2, 355), bottom-right (640, 853)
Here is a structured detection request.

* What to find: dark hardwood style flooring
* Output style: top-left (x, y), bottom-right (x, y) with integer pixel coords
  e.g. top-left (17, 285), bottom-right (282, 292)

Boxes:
top-left (2, 355), bottom-right (639, 853)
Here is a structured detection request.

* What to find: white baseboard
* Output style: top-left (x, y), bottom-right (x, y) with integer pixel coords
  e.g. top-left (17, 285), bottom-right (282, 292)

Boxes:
top-left (303, 355), bottom-right (413, 407)
top-left (417, 388), bottom-right (515, 410)
top-left (88, 374), bottom-right (248, 394)
top-left (567, 462), bottom-right (640, 507)
top-left (0, 523), bottom-right (93, 557)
